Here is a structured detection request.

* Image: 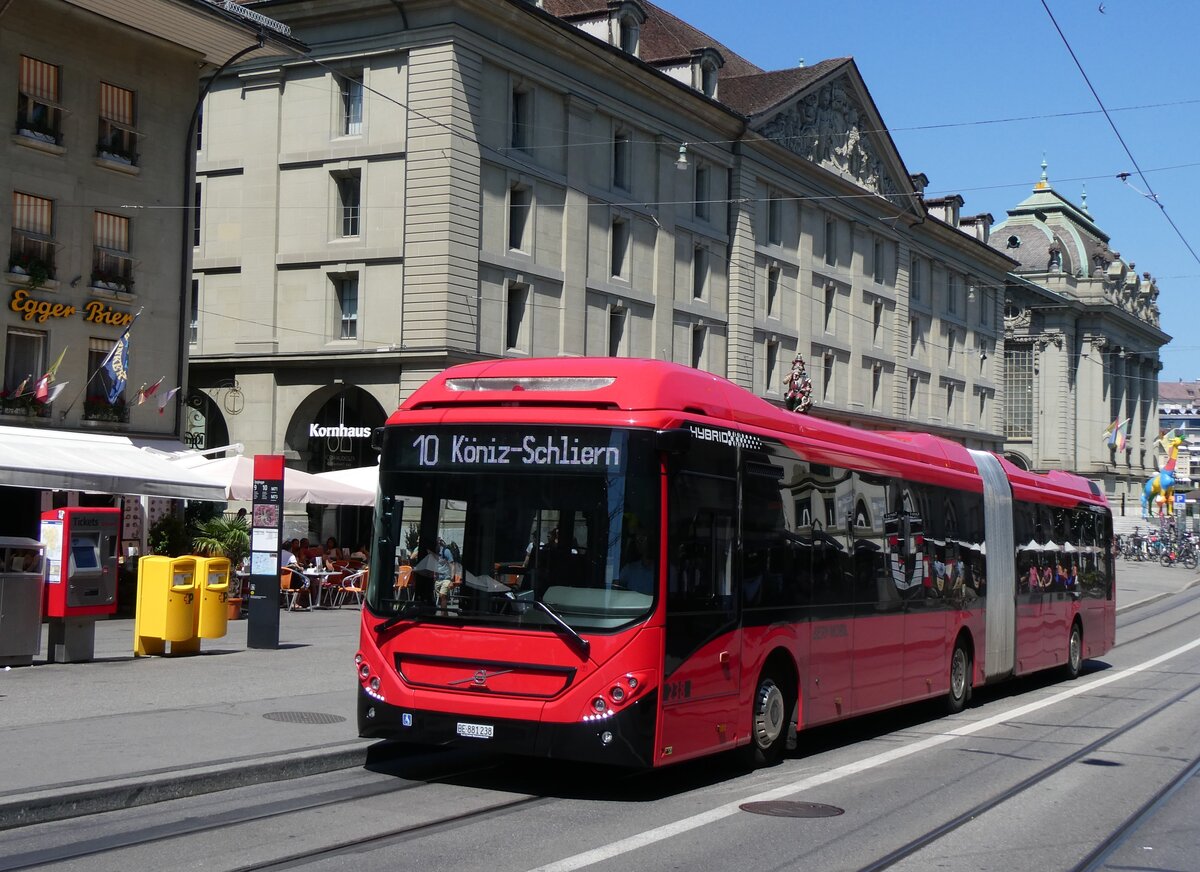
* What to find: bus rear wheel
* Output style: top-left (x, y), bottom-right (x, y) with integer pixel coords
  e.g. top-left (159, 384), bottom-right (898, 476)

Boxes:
top-left (745, 671), bottom-right (791, 767)
top-left (1062, 622), bottom-right (1083, 680)
top-left (946, 642), bottom-right (971, 714)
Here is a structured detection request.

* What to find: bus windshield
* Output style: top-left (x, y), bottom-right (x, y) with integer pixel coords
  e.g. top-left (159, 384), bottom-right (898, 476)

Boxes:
top-left (367, 425), bottom-right (659, 633)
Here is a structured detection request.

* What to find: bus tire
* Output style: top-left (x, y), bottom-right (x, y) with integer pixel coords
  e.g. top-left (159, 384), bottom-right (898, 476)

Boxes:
top-left (1062, 621), bottom-right (1083, 680)
top-left (745, 670), bottom-right (791, 768)
top-left (946, 641), bottom-right (971, 714)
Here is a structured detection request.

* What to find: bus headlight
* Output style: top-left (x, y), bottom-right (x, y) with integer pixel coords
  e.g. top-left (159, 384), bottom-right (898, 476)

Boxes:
top-left (359, 663), bottom-right (371, 679)
top-left (609, 685), bottom-right (626, 704)
top-left (592, 696), bottom-right (607, 713)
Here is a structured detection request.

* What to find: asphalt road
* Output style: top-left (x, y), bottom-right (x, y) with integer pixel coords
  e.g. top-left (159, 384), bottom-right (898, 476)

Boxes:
top-left (6, 559), bottom-right (1200, 872)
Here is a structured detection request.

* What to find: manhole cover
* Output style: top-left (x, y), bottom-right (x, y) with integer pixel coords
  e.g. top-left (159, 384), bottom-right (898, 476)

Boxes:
top-left (263, 711), bottom-right (347, 725)
top-left (740, 801), bottom-right (845, 818)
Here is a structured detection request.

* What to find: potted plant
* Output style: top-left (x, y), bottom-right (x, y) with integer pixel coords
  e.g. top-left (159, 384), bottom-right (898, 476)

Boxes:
top-left (8, 252), bottom-right (51, 290)
top-left (191, 515), bottom-right (251, 619)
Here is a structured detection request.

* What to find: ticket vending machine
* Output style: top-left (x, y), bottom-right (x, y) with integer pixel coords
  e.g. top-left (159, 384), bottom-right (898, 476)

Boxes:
top-left (40, 507), bottom-right (121, 662)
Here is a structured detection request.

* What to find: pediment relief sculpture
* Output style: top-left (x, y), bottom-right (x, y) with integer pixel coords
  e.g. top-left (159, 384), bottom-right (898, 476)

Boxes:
top-left (759, 78), bottom-right (905, 206)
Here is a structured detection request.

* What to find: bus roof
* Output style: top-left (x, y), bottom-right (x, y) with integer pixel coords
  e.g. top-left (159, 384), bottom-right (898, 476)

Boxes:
top-left (395, 358), bottom-right (1105, 507)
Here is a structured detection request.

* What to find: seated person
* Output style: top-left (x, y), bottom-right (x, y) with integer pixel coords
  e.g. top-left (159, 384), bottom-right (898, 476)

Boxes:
top-left (324, 537), bottom-right (345, 561)
top-left (617, 534), bottom-right (656, 595)
top-left (280, 543), bottom-right (300, 569)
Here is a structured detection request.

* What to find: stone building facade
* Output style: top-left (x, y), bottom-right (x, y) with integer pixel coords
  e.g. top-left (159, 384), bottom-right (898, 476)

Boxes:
top-left (0, 0), bottom-right (300, 533)
top-left (191, 0), bottom-right (1015, 512)
top-left (990, 164), bottom-right (1171, 518)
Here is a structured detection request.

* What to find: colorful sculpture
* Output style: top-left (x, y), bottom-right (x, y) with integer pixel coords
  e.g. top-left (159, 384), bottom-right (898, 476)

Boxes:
top-left (1142, 431), bottom-right (1184, 519)
top-left (783, 354), bottom-right (813, 414)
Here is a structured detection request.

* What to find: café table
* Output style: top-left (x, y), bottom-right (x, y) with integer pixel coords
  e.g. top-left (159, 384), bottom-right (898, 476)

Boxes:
top-left (302, 568), bottom-right (340, 608)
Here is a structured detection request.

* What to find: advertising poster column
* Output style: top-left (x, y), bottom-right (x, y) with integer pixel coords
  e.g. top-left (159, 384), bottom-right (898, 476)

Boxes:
top-left (248, 455), bottom-right (284, 649)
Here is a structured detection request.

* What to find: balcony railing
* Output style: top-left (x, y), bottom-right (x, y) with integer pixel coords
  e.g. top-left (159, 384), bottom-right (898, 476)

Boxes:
top-left (8, 230), bottom-right (56, 285)
top-left (96, 119), bottom-right (139, 166)
top-left (92, 247), bottom-right (134, 293)
top-left (16, 94), bottom-right (63, 145)
top-left (83, 395), bottom-right (129, 423)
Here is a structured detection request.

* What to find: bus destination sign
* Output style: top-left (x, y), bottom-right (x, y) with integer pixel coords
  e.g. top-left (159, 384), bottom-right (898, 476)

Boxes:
top-left (398, 427), bottom-right (624, 471)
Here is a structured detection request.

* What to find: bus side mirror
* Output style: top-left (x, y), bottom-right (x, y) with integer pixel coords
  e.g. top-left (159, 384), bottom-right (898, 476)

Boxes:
top-left (656, 428), bottom-right (691, 455)
top-left (370, 427), bottom-right (385, 454)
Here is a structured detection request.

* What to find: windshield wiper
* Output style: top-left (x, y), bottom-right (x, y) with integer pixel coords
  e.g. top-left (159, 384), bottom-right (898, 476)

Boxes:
top-left (374, 599), bottom-right (430, 634)
top-left (526, 599), bottom-right (590, 659)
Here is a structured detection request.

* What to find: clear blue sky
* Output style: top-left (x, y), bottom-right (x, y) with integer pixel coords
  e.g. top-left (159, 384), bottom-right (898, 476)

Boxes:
top-left (656, 0), bottom-right (1200, 382)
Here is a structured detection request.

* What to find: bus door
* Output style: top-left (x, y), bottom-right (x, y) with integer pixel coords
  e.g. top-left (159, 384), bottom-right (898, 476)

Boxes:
top-left (660, 470), bottom-right (740, 762)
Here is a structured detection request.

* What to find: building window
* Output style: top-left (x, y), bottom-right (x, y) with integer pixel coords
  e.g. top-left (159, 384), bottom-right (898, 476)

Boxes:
top-left (336, 275), bottom-right (358, 339)
top-left (336, 172), bottom-right (361, 237)
top-left (767, 195), bottom-right (782, 245)
top-left (694, 164), bottom-right (710, 221)
top-left (947, 328), bottom-right (956, 366)
top-left (511, 87), bottom-right (531, 151)
top-left (765, 340), bottom-right (778, 393)
top-left (611, 217), bottom-right (630, 279)
top-left (948, 273), bottom-right (960, 314)
top-left (85, 338), bottom-right (127, 420)
top-left (692, 245), bottom-right (708, 299)
top-left (946, 383), bottom-right (955, 419)
top-left (909, 374), bottom-right (919, 415)
top-left (3, 328), bottom-right (45, 401)
top-left (871, 364), bottom-right (882, 411)
top-left (618, 15), bottom-right (639, 54)
top-left (823, 284), bottom-right (836, 333)
top-left (195, 95), bottom-right (203, 151)
top-left (979, 287), bottom-right (990, 325)
top-left (97, 82), bottom-right (138, 166)
top-left (911, 257), bottom-right (923, 301)
top-left (978, 389), bottom-right (988, 426)
top-left (17, 55), bottom-right (62, 145)
top-left (766, 265), bottom-right (780, 318)
top-left (613, 131), bottom-right (630, 191)
top-left (700, 61), bottom-right (717, 98)
top-left (608, 305), bottom-right (626, 357)
top-left (1005, 347), bottom-right (1034, 438)
top-left (872, 299), bottom-right (883, 346)
top-left (189, 280), bottom-right (199, 344)
top-left (822, 353), bottom-right (834, 400)
top-left (92, 211), bottom-right (133, 293)
top-left (506, 282), bottom-right (528, 351)
top-left (824, 215), bottom-right (837, 266)
top-left (509, 184), bottom-right (531, 251)
top-left (193, 182), bottom-right (202, 248)
top-left (909, 317), bottom-right (920, 357)
top-left (691, 324), bottom-right (706, 369)
top-left (342, 73), bottom-right (363, 136)
top-left (873, 238), bottom-right (885, 284)
top-left (9, 192), bottom-right (56, 282)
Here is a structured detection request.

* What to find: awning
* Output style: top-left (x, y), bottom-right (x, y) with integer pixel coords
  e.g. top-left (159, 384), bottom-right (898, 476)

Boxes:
top-left (0, 425), bottom-right (228, 500)
top-left (169, 454), bottom-right (375, 505)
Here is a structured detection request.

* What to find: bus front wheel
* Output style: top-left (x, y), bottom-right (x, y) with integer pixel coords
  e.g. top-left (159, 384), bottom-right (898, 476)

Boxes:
top-left (745, 671), bottom-right (791, 767)
top-left (946, 642), bottom-right (972, 714)
top-left (1062, 622), bottom-right (1083, 680)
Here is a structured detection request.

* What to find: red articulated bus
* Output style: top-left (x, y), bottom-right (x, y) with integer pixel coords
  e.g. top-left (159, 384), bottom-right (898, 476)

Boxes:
top-left (356, 358), bottom-right (1115, 768)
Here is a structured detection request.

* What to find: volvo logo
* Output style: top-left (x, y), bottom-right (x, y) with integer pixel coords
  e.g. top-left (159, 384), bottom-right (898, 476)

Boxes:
top-left (448, 668), bottom-right (513, 687)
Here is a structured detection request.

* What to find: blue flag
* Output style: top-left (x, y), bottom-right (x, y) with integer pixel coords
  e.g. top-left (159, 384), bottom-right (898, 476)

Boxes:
top-left (103, 328), bottom-right (131, 404)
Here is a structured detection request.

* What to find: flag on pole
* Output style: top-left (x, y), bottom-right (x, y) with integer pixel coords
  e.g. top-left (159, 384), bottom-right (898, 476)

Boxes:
top-left (137, 376), bottom-right (165, 405)
top-left (1103, 417), bottom-right (1130, 449)
top-left (101, 326), bottom-right (133, 404)
top-left (33, 346), bottom-right (67, 401)
top-left (12, 375), bottom-right (30, 397)
top-left (157, 386), bottom-right (181, 415)
top-left (44, 381), bottom-right (69, 404)
top-left (1114, 419), bottom-right (1130, 453)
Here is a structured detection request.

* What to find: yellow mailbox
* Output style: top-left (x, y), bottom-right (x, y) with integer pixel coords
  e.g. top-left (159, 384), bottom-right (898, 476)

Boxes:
top-left (194, 556), bottom-right (230, 640)
top-left (134, 556), bottom-right (200, 656)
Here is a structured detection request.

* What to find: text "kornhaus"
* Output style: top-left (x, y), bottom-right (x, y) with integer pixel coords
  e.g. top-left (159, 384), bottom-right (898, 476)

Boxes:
top-left (309, 423), bottom-right (372, 438)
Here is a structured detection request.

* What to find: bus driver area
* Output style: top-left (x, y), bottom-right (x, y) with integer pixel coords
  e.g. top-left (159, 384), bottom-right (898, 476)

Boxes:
top-left (354, 358), bottom-right (1113, 769)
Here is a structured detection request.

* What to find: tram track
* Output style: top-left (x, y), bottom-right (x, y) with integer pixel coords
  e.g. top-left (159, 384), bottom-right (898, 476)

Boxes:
top-left (856, 675), bottom-right (1200, 871)
top-left (0, 757), bottom-right (513, 872)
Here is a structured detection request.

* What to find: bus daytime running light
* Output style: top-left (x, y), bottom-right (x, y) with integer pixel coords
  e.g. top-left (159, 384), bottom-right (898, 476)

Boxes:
top-left (626, 675), bottom-right (638, 690)
top-left (355, 653), bottom-right (364, 666)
